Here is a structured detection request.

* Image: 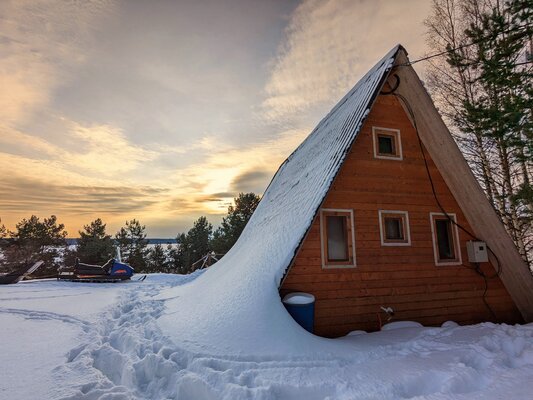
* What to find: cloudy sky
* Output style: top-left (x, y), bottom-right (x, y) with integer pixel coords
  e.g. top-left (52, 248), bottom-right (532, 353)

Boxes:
top-left (0, 0), bottom-right (431, 237)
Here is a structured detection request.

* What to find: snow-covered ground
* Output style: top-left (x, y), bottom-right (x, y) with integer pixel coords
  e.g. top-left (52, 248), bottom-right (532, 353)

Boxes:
top-left (1, 274), bottom-right (533, 400)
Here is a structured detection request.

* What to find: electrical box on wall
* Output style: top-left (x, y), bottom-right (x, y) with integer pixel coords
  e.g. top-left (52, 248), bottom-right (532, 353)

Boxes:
top-left (467, 241), bottom-right (488, 263)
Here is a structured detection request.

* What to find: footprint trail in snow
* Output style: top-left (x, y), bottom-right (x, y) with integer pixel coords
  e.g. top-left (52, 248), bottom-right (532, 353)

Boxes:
top-left (49, 274), bottom-right (533, 400)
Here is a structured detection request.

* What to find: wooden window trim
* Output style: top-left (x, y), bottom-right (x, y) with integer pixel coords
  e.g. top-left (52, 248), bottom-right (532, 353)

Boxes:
top-left (378, 210), bottom-right (411, 246)
top-left (320, 209), bottom-right (356, 269)
top-left (372, 126), bottom-right (403, 160)
top-left (430, 212), bottom-right (462, 266)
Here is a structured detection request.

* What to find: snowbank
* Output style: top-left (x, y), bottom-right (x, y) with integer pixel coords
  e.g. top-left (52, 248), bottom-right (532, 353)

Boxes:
top-left (0, 279), bottom-right (126, 400)
top-left (2, 275), bottom-right (533, 400)
top-left (157, 46), bottom-right (399, 357)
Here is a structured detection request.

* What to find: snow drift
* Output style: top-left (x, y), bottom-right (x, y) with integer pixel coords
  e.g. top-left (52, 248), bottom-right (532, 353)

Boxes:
top-left (3, 275), bottom-right (533, 400)
top-left (158, 46), bottom-right (399, 356)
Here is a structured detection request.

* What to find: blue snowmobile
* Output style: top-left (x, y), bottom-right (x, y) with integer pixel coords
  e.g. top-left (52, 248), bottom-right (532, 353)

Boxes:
top-left (57, 258), bottom-right (134, 282)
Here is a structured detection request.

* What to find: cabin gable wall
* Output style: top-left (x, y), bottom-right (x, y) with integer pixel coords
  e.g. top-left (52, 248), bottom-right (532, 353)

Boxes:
top-left (280, 94), bottom-right (522, 337)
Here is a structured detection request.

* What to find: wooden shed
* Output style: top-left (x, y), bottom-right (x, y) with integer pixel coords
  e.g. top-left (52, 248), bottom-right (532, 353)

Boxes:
top-left (276, 45), bottom-right (533, 337)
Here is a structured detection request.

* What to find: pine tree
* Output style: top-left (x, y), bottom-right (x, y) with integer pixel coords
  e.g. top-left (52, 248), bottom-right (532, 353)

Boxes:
top-left (446, 0), bottom-right (533, 263)
top-left (76, 218), bottom-right (115, 264)
top-left (0, 219), bottom-right (6, 239)
top-left (2, 215), bottom-right (67, 275)
top-left (425, 0), bottom-right (533, 265)
top-left (210, 193), bottom-right (260, 255)
top-left (115, 219), bottom-right (149, 272)
top-left (0, 219), bottom-right (8, 264)
top-left (0, 219), bottom-right (6, 250)
top-left (173, 217), bottom-right (213, 274)
top-left (146, 244), bottom-right (168, 273)
top-left (168, 236), bottom-right (188, 274)
top-left (187, 216), bottom-right (213, 272)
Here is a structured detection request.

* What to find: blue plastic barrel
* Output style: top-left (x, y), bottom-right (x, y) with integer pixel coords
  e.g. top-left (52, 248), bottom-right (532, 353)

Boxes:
top-left (282, 292), bottom-right (315, 333)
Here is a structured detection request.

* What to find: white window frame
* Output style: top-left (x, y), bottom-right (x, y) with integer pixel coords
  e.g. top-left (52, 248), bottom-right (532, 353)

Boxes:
top-left (372, 126), bottom-right (403, 161)
top-left (430, 212), bottom-right (462, 266)
top-left (320, 208), bottom-right (357, 269)
top-left (378, 210), bottom-right (411, 246)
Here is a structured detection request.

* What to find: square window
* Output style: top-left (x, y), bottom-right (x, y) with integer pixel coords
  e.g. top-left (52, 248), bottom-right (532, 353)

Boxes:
top-left (320, 209), bottom-right (356, 268)
top-left (379, 210), bottom-right (410, 246)
top-left (378, 135), bottom-right (395, 155)
top-left (372, 127), bottom-right (402, 160)
top-left (430, 213), bottom-right (462, 266)
top-left (384, 217), bottom-right (404, 240)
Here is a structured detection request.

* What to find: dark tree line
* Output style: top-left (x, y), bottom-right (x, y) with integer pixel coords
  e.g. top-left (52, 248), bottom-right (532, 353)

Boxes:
top-left (0, 192), bottom-right (260, 275)
top-left (0, 215), bottom-right (68, 275)
top-left (169, 192), bottom-right (261, 274)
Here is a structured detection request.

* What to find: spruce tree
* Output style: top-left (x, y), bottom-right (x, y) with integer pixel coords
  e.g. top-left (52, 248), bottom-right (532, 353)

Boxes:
top-left (3, 215), bottom-right (67, 275)
top-left (146, 244), bottom-right (168, 273)
top-left (173, 217), bottom-right (213, 274)
top-left (211, 193), bottom-right (260, 255)
top-left (169, 234), bottom-right (189, 274)
top-left (0, 219), bottom-right (8, 269)
top-left (115, 219), bottom-right (149, 272)
top-left (0, 219), bottom-right (6, 239)
top-left (446, 0), bottom-right (532, 262)
top-left (76, 218), bottom-right (115, 264)
top-left (0, 219), bottom-right (6, 251)
top-left (426, 0), bottom-right (532, 265)
top-left (186, 216), bottom-right (212, 272)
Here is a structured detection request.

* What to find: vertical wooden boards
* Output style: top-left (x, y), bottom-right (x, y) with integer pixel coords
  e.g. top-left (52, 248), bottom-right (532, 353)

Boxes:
top-left (280, 91), bottom-right (523, 337)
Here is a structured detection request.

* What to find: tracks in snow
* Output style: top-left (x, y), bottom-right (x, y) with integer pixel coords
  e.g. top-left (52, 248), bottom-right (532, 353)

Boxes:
top-left (51, 280), bottom-right (349, 400)
top-left (53, 281), bottom-right (172, 399)
top-left (0, 307), bottom-right (91, 329)
top-left (50, 278), bottom-right (533, 400)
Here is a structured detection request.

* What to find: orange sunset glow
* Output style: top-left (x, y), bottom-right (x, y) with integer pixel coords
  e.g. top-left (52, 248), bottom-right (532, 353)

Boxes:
top-left (1, 0), bottom-right (431, 236)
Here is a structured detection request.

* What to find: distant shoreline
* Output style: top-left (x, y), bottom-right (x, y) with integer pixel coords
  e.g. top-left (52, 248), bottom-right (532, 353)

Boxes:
top-left (65, 238), bottom-right (176, 246)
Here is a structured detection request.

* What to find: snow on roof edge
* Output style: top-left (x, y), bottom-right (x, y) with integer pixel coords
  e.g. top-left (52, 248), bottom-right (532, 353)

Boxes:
top-left (233, 44), bottom-right (402, 287)
top-left (262, 45), bottom-right (403, 200)
top-left (158, 45), bottom-right (404, 357)
top-left (275, 45), bottom-right (401, 286)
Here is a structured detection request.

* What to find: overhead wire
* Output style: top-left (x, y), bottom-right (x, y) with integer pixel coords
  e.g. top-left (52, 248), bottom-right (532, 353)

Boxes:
top-left (381, 73), bottom-right (500, 319)
top-left (400, 23), bottom-right (532, 66)
top-left (376, 20), bottom-right (531, 319)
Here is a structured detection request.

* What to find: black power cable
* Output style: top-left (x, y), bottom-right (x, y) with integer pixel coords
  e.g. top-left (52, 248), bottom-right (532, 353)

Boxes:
top-left (381, 74), bottom-right (500, 319)
top-left (400, 23), bottom-right (532, 66)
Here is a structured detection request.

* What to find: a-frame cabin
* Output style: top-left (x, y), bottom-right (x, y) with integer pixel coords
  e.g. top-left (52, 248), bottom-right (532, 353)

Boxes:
top-left (276, 45), bottom-right (533, 337)
top-left (165, 45), bottom-right (533, 354)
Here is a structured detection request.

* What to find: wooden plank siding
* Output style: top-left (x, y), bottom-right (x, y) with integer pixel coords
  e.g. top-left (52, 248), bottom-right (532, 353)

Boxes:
top-left (280, 94), bottom-right (522, 337)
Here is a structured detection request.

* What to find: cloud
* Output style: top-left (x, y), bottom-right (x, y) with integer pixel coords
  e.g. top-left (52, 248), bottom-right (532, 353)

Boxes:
top-left (231, 170), bottom-right (272, 193)
top-left (262, 0), bottom-right (431, 123)
top-left (164, 128), bottom-right (309, 213)
top-left (0, 0), bottom-right (432, 237)
top-left (0, 0), bottom-right (115, 126)
top-left (0, 176), bottom-right (166, 215)
top-left (0, 174), bottom-right (169, 236)
top-left (66, 121), bottom-right (157, 176)
top-left (0, 124), bottom-right (60, 159)
top-left (0, 120), bottom-right (156, 182)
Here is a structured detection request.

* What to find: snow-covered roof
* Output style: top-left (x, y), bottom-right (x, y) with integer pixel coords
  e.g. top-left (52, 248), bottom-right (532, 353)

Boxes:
top-left (221, 46), bottom-right (399, 284)
top-left (159, 46), bottom-right (400, 356)
top-left (231, 44), bottom-right (400, 285)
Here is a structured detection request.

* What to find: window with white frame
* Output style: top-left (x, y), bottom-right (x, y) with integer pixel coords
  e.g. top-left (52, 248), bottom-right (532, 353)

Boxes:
top-left (372, 127), bottom-right (403, 160)
top-left (320, 209), bottom-right (356, 268)
top-left (430, 212), bottom-right (462, 266)
top-left (379, 210), bottom-right (411, 246)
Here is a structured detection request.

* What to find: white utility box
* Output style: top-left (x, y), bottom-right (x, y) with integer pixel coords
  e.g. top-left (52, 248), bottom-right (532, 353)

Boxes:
top-left (467, 240), bottom-right (488, 263)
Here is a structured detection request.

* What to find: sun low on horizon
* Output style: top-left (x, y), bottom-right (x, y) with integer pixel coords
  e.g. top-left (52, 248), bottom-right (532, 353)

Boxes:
top-left (0, 0), bottom-right (431, 237)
